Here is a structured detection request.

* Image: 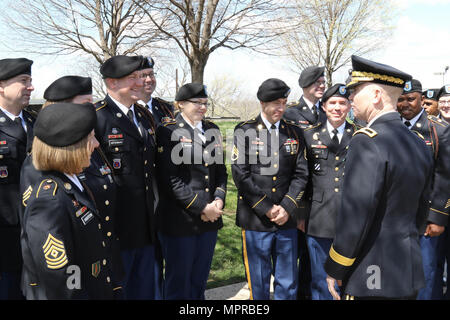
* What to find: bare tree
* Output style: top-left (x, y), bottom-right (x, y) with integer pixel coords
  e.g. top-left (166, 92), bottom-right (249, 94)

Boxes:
top-left (138, 0), bottom-right (296, 84)
top-left (1, 0), bottom-right (167, 64)
top-left (279, 0), bottom-right (397, 86)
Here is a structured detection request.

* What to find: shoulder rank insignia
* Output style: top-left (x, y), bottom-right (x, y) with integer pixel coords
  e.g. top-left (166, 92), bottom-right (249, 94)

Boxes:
top-left (304, 122), bottom-right (321, 132)
top-left (353, 127), bottom-right (378, 138)
top-left (428, 115), bottom-right (447, 127)
top-left (287, 101), bottom-right (299, 108)
top-left (43, 234), bottom-right (68, 269)
top-left (95, 101), bottom-right (107, 112)
top-left (162, 118), bottom-right (176, 126)
top-left (36, 179), bottom-right (58, 198)
top-left (22, 186), bottom-right (33, 207)
top-left (238, 118), bottom-right (257, 128)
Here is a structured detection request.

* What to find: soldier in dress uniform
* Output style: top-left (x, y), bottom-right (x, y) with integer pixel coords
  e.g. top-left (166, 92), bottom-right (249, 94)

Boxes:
top-left (422, 88), bottom-right (440, 117)
top-left (232, 78), bottom-right (309, 300)
top-left (137, 57), bottom-right (175, 126)
top-left (21, 102), bottom-right (118, 299)
top-left (94, 55), bottom-right (157, 299)
top-left (325, 55), bottom-right (433, 300)
top-left (301, 84), bottom-right (357, 300)
top-left (284, 66), bottom-right (327, 129)
top-left (20, 75), bottom-right (124, 297)
top-left (155, 83), bottom-right (226, 300)
top-left (284, 66), bottom-right (326, 299)
top-left (427, 124), bottom-right (450, 299)
top-left (0, 58), bottom-right (34, 299)
top-left (397, 78), bottom-right (448, 300)
top-left (437, 85), bottom-right (450, 123)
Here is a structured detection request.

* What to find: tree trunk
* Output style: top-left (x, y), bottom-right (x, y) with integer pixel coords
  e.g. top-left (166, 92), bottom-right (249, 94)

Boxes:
top-left (190, 54), bottom-right (209, 84)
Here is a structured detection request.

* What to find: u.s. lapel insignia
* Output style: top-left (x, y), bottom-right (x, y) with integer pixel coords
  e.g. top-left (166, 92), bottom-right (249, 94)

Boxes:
top-left (64, 183), bottom-right (72, 191)
top-left (42, 234), bottom-right (68, 269)
top-left (446, 199), bottom-right (450, 209)
top-left (92, 261), bottom-right (101, 278)
top-left (116, 113), bottom-right (122, 118)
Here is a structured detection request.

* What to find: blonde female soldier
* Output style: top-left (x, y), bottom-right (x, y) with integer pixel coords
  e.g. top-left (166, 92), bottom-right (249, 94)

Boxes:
top-left (20, 103), bottom-right (118, 299)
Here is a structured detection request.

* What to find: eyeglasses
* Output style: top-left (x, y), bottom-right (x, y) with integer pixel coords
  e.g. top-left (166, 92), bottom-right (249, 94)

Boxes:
top-left (439, 100), bottom-right (450, 106)
top-left (140, 72), bottom-right (157, 79)
top-left (187, 100), bottom-right (209, 107)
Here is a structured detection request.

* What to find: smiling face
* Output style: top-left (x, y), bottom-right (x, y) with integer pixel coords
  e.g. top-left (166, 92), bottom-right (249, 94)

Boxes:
top-left (139, 68), bottom-right (157, 101)
top-left (106, 71), bottom-right (143, 106)
top-left (439, 95), bottom-right (450, 121)
top-left (179, 98), bottom-right (208, 125)
top-left (303, 76), bottom-right (326, 102)
top-left (0, 74), bottom-right (34, 111)
top-left (261, 98), bottom-right (287, 124)
top-left (324, 96), bottom-right (351, 127)
top-left (397, 92), bottom-right (423, 120)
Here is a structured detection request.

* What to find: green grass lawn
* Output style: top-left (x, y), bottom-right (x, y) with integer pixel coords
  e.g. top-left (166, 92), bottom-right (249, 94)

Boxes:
top-left (207, 121), bottom-right (247, 289)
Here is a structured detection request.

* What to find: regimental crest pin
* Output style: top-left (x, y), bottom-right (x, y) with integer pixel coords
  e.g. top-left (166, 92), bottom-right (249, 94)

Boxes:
top-left (339, 86), bottom-right (347, 95)
top-left (427, 90), bottom-right (434, 99)
top-left (404, 81), bottom-right (412, 92)
top-left (0, 166), bottom-right (8, 178)
top-left (113, 158), bottom-right (121, 169)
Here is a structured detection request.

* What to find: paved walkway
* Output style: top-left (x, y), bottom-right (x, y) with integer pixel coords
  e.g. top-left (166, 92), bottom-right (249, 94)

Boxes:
top-left (205, 277), bottom-right (274, 300)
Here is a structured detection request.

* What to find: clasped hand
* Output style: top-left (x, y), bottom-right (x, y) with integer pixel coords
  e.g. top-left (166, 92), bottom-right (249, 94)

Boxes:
top-left (201, 199), bottom-right (224, 222)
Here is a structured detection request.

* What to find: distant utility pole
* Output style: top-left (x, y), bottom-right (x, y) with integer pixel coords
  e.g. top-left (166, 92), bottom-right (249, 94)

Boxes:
top-left (434, 66), bottom-right (449, 85)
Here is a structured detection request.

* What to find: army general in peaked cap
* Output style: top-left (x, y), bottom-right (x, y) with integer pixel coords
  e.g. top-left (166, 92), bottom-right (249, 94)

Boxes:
top-left (324, 55), bottom-right (433, 300)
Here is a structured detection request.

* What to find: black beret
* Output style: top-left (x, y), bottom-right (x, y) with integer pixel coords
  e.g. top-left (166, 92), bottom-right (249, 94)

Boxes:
top-left (423, 88), bottom-right (439, 101)
top-left (140, 56), bottom-right (155, 69)
top-left (257, 78), bottom-right (291, 102)
top-left (403, 79), bottom-right (422, 94)
top-left (298, 66), bottom-right (325, 88)
top-left (44, 76), bottom-right (92, 101)
top-left (322, 83), bottom-right (349, 103)
top-left (437, 85), bottom-right (450, 100)
top-left (0, 58), bottom-right (33, 81)
top-left (347, 55), bottom-right (412, 89)
top-left (34, 103), bottom-right (97, 147)
top-left (100, 55), bottom-right (143, 79)
top-left (175, 83), bottom-right (208, 101)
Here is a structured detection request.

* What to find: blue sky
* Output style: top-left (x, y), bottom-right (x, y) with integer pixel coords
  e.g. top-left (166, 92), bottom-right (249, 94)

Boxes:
top-left (0, 0), bottom-right (449, 100)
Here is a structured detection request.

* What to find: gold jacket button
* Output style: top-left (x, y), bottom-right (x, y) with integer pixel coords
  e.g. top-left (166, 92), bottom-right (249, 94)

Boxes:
top-left (105, 200), bottom-right (110, 206)
top-left (272, 188), bottom-right (276, 192)
top-left (105, 216), bottom-right (110, 221)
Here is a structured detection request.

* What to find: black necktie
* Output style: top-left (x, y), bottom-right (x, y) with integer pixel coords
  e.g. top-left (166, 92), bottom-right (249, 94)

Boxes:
top-left (330, 128), bottom-right (339, 150)
top-left (127, 109), bottom-right (143, 136)
top-left (127, 109), bottom-right (135, 123)
top-left (404, 121), bottom-right (412, 128)
top-left (14, 117), bottom-right (26, 139)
